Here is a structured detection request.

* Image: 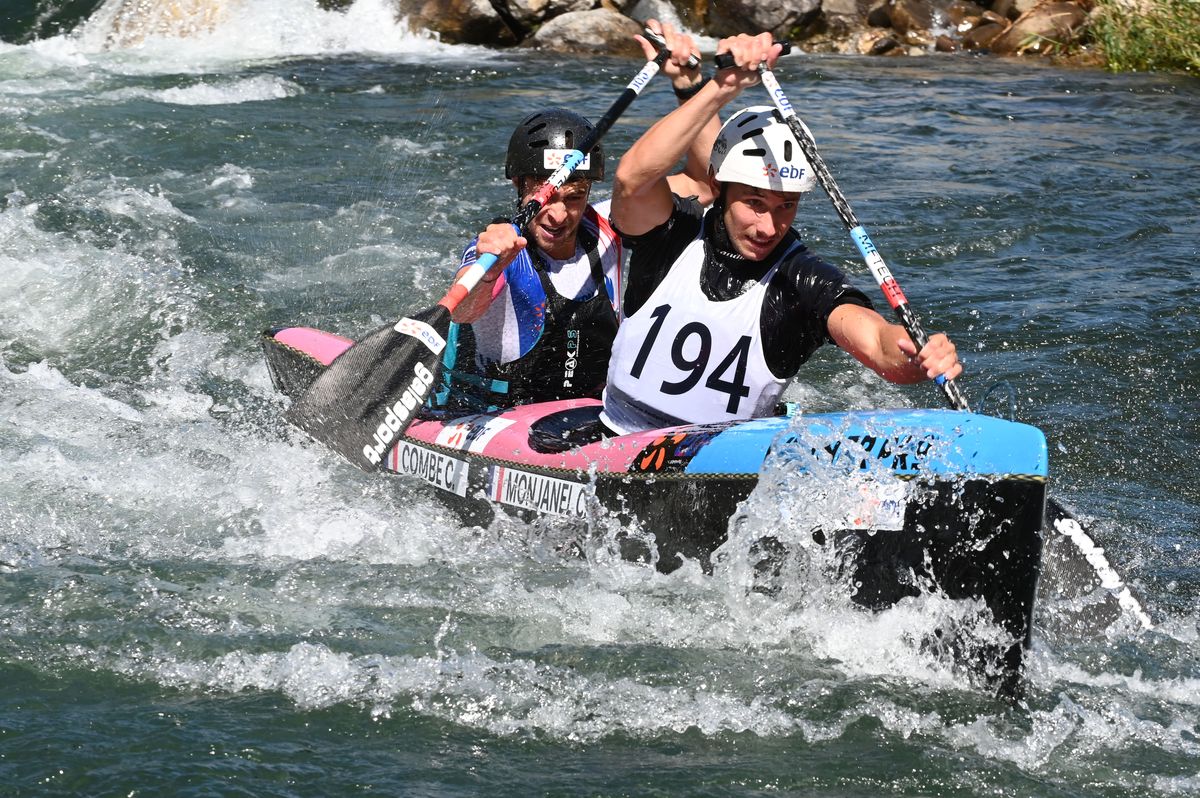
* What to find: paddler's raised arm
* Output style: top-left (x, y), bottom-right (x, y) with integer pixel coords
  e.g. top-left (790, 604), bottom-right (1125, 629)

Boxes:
top-left (611, 33), bottom-right (784, 238)
top-left (636, 19), bottom-right (718, 205)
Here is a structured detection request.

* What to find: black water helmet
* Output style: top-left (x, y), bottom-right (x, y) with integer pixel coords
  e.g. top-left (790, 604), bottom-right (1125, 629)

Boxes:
top-left (504, 108), bottom-right (604, 181)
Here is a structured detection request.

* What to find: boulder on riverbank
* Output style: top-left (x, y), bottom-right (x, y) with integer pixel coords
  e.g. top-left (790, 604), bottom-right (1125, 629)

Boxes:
top-left (523, 9), bottom-right (645, 55)
top-left (393, 0), bottom-right (1098, 62)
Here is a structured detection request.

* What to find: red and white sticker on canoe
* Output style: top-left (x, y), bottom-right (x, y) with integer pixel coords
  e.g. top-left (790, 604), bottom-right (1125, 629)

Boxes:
top-left (434, 415), bottom-right (516, 453)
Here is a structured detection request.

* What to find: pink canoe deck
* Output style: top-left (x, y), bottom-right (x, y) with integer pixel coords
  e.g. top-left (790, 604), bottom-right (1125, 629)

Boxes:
top-left (275, 326), bottom-right (680, 473)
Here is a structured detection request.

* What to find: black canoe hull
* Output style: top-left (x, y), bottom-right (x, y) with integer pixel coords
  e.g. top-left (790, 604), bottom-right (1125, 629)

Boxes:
top-left (263, 328), bottom-right (1046, 696)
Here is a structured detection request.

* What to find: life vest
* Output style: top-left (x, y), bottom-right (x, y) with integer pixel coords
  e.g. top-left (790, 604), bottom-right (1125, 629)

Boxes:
top-left (433, 206), bottom-right (621, 413)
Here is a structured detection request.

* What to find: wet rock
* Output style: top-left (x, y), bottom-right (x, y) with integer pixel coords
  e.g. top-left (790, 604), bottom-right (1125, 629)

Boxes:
top-left (379, 0), bottom-right (1106, 66)
top-left (1013, 0), bottom-right (1048, 16)
top-left (866, 1), bottom-right (893, 27)
top-left (958, 13), bottom-right (984, 30)
top-left (395, 0), bottom-right (518, 45)
top-left (961, 20), bottom-right (1009, 49)
top-left (627, 0), bottom-right (684, 26)
top-left (96, 0), bottom-right (226, 49)
top-left (989, 1), bottom-right (1089, 54)
top-left (822, 0), bottom-right (873, 38)
top-left (706, 0), bottom-right (822, 39)
top-left (935, 34), bottom-right (961, 51)
top-left (888, 0), bottom-right (935, 35)
top-left (990, 0), bottom-right (1021, 20)
top-left (823, 0), bottom-right (868, 17)
top-left (945, 0), bottom-right (988, 26)
top-left (903, 28), bottom-right (936, 48)
top-left (600, 0), bottom-right (642, 12)
top-left (858, 28), bottom-right (902, 54)
top-left (524, 9), bottom-right (644, 56)
top-left (508, 0), bottom-right (594, 30)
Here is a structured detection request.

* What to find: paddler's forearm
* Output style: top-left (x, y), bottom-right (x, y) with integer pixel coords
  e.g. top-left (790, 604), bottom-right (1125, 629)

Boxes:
top-left (681, 109), bottom-right (720, 201)
top-left (828, 304), bottom-right (962, 385)
top-left (665, 73), bottom-right (721, 204)
top-left (612, 81), bottom-right (738, 233)
top-left (621, 81), bottom-right (733, 191)
top-left (449, 264), bottom-right (504, 324)
top-left (646, 18), bottom-right (714, 200)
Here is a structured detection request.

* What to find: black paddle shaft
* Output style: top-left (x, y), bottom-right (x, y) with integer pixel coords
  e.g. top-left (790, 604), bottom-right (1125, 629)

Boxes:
top-left (512, 43), bottom-right (678, 231)
top-left (781, 112), bottom-right (971, 412)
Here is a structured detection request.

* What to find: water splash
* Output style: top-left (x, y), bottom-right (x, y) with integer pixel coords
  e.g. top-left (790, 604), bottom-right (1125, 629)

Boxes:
top-left (20, 0), bottom-right (482, 71)
top-left (713, 414), bottom-right (1026, 692)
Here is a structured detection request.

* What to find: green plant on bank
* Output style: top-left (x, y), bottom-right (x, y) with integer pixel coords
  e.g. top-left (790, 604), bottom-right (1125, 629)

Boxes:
top-left (1019, 33), bottom-right (1071, 56)
top-left (1090, 0), bottom-right (1200, 72)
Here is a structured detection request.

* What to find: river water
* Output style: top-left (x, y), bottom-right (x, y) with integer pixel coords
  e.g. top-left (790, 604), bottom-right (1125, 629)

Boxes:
top-left (1, 1), bottom-right (1197, 795)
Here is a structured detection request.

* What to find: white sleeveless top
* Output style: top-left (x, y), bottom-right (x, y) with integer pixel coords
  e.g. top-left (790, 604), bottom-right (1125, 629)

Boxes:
top-left (601, 234), bottom-right (798, 434)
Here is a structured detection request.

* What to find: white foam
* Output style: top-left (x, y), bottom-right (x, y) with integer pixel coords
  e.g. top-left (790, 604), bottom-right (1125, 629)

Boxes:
top-left (1, 323), bottom-right (453, 571)
top-left (101, 74), bottom-right (304, 106)
top-left (0, 148), bottom-right (42, 162)
top-left (65, 0), bottom-right (487, 70)
top-left (944, 690), bottom-right (1200, 771)
top-left (1151, 772), bottom-right (1200, 796)
top-left (1, 0), bottom-right (495, 83)
top-left (97, 184), bottom-right (194, 222)
top-left (122, 641), bottom-right (802, 737)
top-left (208, 164), bottom-right (255, 191)
top-left (0, 201), bottom-right (152, 351)
top-left (1029, 652), bottom-right (1200, 709)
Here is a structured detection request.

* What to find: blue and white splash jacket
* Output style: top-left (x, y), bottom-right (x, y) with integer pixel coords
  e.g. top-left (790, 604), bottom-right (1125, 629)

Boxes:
top-left (432, 203), bottom-right (622, 413)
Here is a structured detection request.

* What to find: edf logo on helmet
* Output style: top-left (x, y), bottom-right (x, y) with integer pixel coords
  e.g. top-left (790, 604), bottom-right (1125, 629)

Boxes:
top-left (542, 148), bottom-right (589, 171)
top-left (762, 163), bottom-right (809, 181)
top-left (710, 106), bottom-right (816, 194)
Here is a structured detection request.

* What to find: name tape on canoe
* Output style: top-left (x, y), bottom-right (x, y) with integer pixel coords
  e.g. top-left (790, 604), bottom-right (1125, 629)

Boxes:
top-left (389, 441), bottom-right (469, 497)
top-left (489, 466), bottom-right (591, 519)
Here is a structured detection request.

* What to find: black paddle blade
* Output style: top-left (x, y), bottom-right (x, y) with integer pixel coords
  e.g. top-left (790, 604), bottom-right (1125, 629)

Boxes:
top-left (285, 304), bottom-right (451, 471)
top-left (1043, 497), bottom-right (1154, 631)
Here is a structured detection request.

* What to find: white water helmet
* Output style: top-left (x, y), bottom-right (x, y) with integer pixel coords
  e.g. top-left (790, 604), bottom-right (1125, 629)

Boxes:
top-left (710, 106), bottom-right (817, 194)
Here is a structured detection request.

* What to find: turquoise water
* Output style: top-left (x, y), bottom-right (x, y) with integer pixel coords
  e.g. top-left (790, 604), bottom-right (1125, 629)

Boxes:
top-left (1, 1), bottom-right (1198, 795)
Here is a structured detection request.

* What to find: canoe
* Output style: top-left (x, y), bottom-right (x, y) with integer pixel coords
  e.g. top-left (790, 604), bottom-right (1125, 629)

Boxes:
top-left (262, 326), bottom-right (1048, 695)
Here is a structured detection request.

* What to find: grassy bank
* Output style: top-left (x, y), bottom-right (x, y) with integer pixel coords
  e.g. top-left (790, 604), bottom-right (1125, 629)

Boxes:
top-left (1091, 0), bottom-right (1200, 72)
